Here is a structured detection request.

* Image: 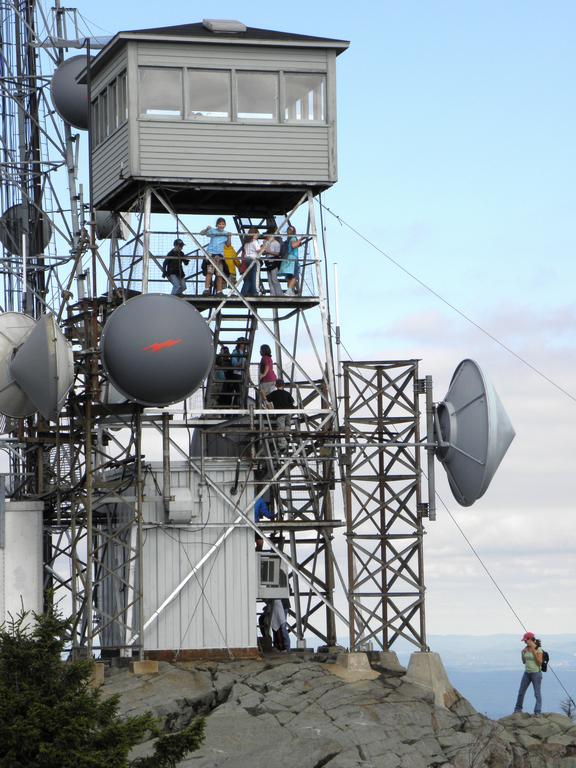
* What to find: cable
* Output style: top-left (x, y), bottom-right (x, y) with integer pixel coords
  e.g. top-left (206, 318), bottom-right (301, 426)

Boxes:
top-left (435, 489), bottom-right (575, 707)
top-left (319, 201), bottom-right (576, 405)
top-left (435, 491), bottom-right (526, 627)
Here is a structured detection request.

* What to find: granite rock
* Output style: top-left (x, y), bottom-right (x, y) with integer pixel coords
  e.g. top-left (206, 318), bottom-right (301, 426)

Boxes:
top-left (101, 655), bottom-right (576, 768)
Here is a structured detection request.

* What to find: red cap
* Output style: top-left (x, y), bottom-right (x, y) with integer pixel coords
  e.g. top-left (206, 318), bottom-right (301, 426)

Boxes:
top-left (522, 632), bottom-right (535, 641)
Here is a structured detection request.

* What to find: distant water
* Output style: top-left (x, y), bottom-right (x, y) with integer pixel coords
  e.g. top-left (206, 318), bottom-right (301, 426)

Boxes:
top-left (444, 669), bottom-right (576, 720)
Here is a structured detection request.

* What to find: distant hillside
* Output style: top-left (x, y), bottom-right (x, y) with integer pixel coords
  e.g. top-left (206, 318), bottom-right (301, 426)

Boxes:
top-left (337, 634), bottom-right (576, 672)
top-left (422, 635), bottom-right (576, 672)
top-left (391, 635), bottom-right (576, 720)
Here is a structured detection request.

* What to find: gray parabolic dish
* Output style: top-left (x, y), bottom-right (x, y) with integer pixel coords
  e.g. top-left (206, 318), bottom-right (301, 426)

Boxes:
top-left (0, 313), bottom-right (37, 418)
top-left (434, 359), bottom-right (515, 507)
top-left (50, 54), bottom-right (91, 130)
top-left (100, 294), bottom-right (214, 407)
top-left (10, 314), bottom-right (74, 421)
top-left (0, 203), bottom-right (52, 256)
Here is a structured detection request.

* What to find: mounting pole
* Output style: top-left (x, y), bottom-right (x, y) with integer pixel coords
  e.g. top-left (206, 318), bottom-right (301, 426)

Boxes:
top-left (425, 375), bottom-right (437, 522)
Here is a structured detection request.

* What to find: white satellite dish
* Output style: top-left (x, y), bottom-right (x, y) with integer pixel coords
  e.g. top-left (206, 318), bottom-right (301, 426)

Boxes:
top-left (0, 313), bottom-right (37, 418)
top-left (10, 314), bottom-right (74, 421)
top-left (434, 359), bottom-right (515, 507)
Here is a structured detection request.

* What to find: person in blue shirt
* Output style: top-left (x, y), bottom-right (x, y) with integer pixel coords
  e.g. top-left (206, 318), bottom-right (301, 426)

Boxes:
top-left (254, 496), bottom-right (274, 551)
top-left (279, 225), bottom-right (302, 296)
top-left (255, 497), bottom-right (274, 523)
top-left (200, 217), bottom-right (232, 296)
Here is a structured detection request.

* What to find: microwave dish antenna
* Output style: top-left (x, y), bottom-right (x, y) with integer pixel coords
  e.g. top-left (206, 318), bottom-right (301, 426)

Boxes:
top-left (434, 358), bottom-right (515, 507)
top-left (50, 54), bottom-right (92, 130)
top-left (10, 314), bottom-right (74, 421)
top-left (0, 314), bottom-right (74, 421)
top-left (100, 294), bottom-right (214, 407)
top-left (0, 313), bottom-right (37, 418)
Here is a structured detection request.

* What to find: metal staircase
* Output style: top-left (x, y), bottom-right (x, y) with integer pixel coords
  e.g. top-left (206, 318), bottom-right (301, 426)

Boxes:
top-left (255, 404), bottom-right (339, 644)
top-left (204, 309), bottom-right (258, 408)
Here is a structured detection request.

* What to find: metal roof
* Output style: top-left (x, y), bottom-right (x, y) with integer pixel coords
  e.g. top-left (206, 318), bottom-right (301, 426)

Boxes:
top-left (120, 21), bottom-right (348, 47)
top-left (88, 21), bottom-right (349, 77)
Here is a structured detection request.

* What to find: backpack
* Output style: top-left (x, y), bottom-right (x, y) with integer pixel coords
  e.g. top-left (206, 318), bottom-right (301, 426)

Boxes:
top-left (267, 239), bottom-right (288, 271)
top-left (541, 650), bottom-right (549, 672)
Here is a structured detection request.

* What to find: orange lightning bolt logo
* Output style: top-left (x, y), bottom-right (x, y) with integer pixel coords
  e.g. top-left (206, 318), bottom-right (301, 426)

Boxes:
top-left (143, 339), bottom-right (183, 353)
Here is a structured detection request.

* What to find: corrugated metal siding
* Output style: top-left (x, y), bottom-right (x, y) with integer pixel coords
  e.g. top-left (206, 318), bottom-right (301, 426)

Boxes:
top-left (138, 122), bottom-right (331, 182)
top-left (141, 460), bottom-right (256, 650)
top-left (92, 124), bottom-right (130, 208)
top-left (0, 502), bottom-right (43, 621)
top-left (136, 42), bottom-right (328, 71)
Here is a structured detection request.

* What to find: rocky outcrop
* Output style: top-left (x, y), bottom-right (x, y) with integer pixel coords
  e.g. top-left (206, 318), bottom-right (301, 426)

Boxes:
top-left (102, 654), bottom-right (576, 768)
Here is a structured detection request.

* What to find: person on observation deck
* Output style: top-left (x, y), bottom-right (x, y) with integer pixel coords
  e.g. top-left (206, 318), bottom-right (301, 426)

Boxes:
top-left (162, 238), bottom-right (188, 295)
top-left (200, 217), bottom-right (232, 296)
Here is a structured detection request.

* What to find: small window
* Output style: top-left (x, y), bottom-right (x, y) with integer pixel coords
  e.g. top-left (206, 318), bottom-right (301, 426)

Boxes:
top-left (187, 69), bottom-right (230, 120)
top-left (139, 68), bottom-right (183, 117)
top-left (92, 98), bottom-right (100, 146)
top-left (118, 72), bottom-right (127, 125)
top-left (236, 72), bottom-right (278, 121)
top-left (98, 90), bottom-right (108, 141)
top-left (284, 74), bottom-right (326, 123)
top-left (260, 556), bottom-right (279, 586)
top-left (108, 80), bottom-right (117, 133)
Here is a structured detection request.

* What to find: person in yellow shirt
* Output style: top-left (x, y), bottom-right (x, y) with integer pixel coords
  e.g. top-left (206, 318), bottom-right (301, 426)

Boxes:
top-left (223, 243), bottom-right (241, 288)
top-left (514, 631), bottom-right (544, 716)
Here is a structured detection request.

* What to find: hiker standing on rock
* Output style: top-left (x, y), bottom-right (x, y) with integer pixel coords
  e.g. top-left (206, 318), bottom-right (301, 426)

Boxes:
top-left (514, 631), bottom-right (544, 716)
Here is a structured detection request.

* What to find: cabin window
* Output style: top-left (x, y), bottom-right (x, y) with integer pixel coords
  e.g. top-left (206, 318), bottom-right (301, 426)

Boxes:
top-left (139, 68), bottom-right (183, 117)
top-left (108, 80), bottom-right (117, 133)
top-left (98, 90), bottom-right (108, 142)
top-left (134, 67), bottom-right (328, 125)
top-left (92, 98), bottom-right (100, 146)
top-left (187, 69), bottom-right (231, 120)
top-left (118, 72), bottom-right (127, 125)
top-left (91, 72), bottom-right (128, 147)
top-left (236, 72), bottom-right (278, 121)
top-left (284, 74), bottom-right (326, 122)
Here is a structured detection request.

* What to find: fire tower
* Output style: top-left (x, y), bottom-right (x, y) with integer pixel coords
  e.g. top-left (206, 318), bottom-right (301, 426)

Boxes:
top-left (0, 15), bottom-right (350, 658)
top-left (0, 5), bottom-right (515, 663)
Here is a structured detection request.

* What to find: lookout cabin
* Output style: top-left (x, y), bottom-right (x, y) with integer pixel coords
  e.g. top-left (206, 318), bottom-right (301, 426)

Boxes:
top-left (87, 19), bottom-right (349, 216)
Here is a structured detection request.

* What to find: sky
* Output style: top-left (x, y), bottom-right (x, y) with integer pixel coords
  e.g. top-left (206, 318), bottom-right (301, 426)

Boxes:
top-left (62, 1), bottom-right (576, 640)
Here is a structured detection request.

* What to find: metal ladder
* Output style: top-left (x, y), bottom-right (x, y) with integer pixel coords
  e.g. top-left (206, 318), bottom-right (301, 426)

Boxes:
top-left (204, 309), bottom-right (258, 408)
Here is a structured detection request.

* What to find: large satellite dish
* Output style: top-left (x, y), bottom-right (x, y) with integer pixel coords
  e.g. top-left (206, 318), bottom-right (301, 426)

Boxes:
top-left (434, 359), bottom-right (515, 507)
top-left (100, 294), bottom-right (214, 407)
top-left (0, 203), bottom-right (52, 256)
top-left (10, 314), bottom-right (74, 421)
top-left (50, 55), bottom-right (92, 130)
top-left (0, 313), bottom-right (74, 421)
top-left (0, 313), bottom-right (37, 418)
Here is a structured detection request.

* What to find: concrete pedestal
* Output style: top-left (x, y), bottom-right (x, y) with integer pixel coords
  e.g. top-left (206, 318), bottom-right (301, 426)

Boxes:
top-left (405, 651), bottom-right (458, 709)
top-left (90, 662), bottom-right (106, 687)
top-left (329, 652), bottom-right (379, 682)
top-left (372, 650), bottom-right (407, 673)
top-left (130, 659), bottom-right (159, 675)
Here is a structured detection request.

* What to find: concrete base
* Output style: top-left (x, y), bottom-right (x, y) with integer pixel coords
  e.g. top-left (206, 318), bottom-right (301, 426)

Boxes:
top-left (371, 650), bottom-right (407, 673)
top-left (328, 652), bottom-right (380, 682)
top-left (90, 662), bottom-right (106, 688)
top-left (130, 660), bottom-right (159, 676)
top-left (405, 652), bottom-right (458, 709)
